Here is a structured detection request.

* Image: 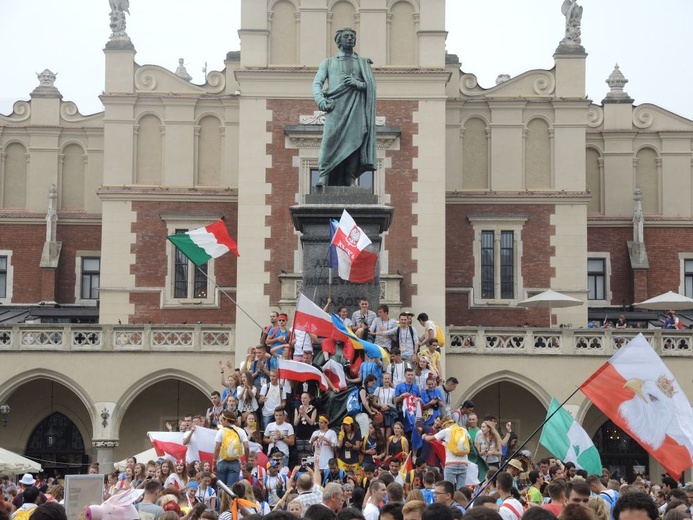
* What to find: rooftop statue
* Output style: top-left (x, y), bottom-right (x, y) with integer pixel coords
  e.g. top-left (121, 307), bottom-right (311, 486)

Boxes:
top-left (560, 0), bottom-right (583, 48)
top-left (175, 58), bottom-right (193, 82)
top-left (109, 0), bottom-right (130, 40)
top-left (312, 28), bottom-right (377, 188)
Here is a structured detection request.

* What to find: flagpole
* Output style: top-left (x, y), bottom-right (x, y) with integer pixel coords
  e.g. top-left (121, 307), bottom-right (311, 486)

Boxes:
top-left (468, 386), bottom-right (583, 503)
top-left (194, 266), bottom-right (264, 331)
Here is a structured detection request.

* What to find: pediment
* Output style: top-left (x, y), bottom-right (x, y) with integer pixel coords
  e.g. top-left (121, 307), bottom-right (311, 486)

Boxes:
top-left (134, 64), bottom-right (226, 95)
top-left (630, 103), bottom-right (693, 132)
top-left (460, 68), bottom-right (556, 98)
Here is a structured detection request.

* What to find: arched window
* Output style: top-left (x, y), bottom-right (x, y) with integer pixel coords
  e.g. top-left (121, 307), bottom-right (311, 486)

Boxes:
top-left (524, 119), bottom-right (551, 189)
top-left (389, 1), bottom-right (416, 66)
top-left (586, 148), bottom-right (602, 214)
top-left (3, 142), bottom-right (27, 209)
top-left (462, 118), bottom-right (489, 189)
top-left (136, 115), bottom-right (163, 185)
top-left (269, 1), bottom-right (298, 65)
top-left (635, 148), bottom-right (659, 214)
top-left (61, 144), bottom-right (85, 209)
top-left (197, 116), bottom-right (222, 186)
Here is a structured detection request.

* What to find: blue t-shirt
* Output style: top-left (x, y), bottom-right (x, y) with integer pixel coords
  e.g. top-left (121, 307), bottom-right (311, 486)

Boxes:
top-left (359, 360), bottom-right (382, 387)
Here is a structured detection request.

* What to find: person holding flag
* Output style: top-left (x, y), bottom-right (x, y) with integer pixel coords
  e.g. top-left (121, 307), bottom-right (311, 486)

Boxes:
top-left (423, 416), bottom-right (471, 490)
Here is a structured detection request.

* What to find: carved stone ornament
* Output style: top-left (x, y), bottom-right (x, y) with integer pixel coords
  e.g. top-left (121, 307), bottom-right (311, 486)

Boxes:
top-left (603, 64), bottom-right (634, 103)
top-left (37, 70), bottom-right (57, 87)
top-left (299, 111), bottom-right (385, 126)
top-left (92, 440), bottom-right (119, 448)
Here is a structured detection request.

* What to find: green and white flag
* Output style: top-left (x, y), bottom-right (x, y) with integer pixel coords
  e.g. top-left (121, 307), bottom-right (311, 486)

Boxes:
top-left (539, 397), bottom-right (602, 474)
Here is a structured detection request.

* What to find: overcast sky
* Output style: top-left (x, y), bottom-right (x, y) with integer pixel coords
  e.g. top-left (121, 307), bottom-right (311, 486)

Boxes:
top-left (1, 1), bottom-right (692, 119)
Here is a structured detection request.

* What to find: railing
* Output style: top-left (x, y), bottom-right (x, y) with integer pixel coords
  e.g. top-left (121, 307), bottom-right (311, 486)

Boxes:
top-left (1, 323), bottom-right (689, 357)
top-left (0, 324), bottom-right (235, 352)
top-left (447, 327), bottom-right (692, 356)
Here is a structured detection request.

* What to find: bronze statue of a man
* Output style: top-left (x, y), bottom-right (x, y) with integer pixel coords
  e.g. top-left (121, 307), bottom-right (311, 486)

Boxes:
top-left (312, 28), bottom-right (377, 188)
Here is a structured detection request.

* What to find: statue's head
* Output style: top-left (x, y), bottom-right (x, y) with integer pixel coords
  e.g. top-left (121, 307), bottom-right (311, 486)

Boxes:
top-left (335, 27), bottom-right (357, 50)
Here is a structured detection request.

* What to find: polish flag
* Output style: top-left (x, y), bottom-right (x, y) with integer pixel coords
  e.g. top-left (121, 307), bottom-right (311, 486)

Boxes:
top-left (294, 294), bottom-right (337, 338)
top-left (330, 210), bottom-right (378, 283)
top-left (580, 334), bottom-right (693, 479)
top-left (185, 426), bottom-right (217, 466)
top-left (148, 432), bottom-right (187, 462)
top-left (277, 359), bottom-right (329, 391)
top-left (323, 359), bottom-right (348, 391)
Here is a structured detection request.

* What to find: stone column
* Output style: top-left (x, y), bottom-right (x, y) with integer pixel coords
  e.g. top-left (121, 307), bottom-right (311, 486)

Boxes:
top-left (92, 441), bottom-right (119, 470)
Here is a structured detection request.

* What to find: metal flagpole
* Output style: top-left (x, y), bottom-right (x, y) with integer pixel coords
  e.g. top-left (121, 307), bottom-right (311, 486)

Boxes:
top-left (194, 266), bottom-right (264, 331)
top-left (468, 386), bottom-right (583, 504)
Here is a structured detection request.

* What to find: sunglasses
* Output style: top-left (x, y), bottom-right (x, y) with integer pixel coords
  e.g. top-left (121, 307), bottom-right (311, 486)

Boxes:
top-left (278, 319), bottom-right (287, 322)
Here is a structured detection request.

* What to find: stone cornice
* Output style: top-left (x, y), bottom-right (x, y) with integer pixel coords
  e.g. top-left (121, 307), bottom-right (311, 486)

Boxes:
top-left (0, 210), bottom-right (101, 224)
top-left (98, 185), bottom-right (238, 202)
top-left (446, 191), bottom-right (591, 204)
top-left (588, 215), bottom-right (693, 227)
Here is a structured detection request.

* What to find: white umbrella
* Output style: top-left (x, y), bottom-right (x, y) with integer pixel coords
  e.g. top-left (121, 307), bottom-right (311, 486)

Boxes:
top-left (518, 289), bottom-right (583, 326)
top-left (0, 447), bottom-right (42, 474)
top-left (635, 291), bottom-right (693, 311)
top-left (113, 447), bottom-right (159, 471)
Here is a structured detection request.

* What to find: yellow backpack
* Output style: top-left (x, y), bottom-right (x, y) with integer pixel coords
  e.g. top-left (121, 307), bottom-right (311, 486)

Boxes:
top-left (447, 424), bottom-right (470, 456)
top-left (219, 426), bottom-right (243, 460)
top-left (433, 322), bottom-right (445, 347)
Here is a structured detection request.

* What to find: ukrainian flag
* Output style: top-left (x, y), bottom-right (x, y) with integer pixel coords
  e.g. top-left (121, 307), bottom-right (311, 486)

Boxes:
top-left (331, 313), bottom-right (391, 366)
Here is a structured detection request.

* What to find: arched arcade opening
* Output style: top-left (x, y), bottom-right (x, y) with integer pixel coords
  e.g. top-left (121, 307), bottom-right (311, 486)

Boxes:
top-left (0, 377), bottom-right (93, 476)
top-left (466, 377), bottom-right (549, 455)
top-left (116, 378), bottom-right (212, 461)
top-left (583, 404), bottom-right (649, 482)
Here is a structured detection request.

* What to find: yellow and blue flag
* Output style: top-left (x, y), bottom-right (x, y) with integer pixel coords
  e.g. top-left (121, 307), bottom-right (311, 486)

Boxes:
top-left (331, 313), bottom-right (390, 365)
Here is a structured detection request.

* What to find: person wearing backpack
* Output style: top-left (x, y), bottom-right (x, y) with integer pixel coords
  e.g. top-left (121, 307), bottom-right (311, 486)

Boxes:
top-left (10, 486), bottom-right (40, 520)
top-left (212, 410), bottom-right (250, 487)
top-left (423, 416), bottom-right (471, 490)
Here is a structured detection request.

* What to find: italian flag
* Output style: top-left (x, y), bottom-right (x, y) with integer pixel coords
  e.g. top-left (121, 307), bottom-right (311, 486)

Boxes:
top-left (539, 397), bottom-right (602, 474)
top-left (167, 219), bottom-right (239, 267)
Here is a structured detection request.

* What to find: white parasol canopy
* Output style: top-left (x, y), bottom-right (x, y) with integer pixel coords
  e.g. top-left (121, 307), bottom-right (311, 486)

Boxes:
top-left (635, 291), bottom-right (693, 311)
top-left (0, 447), bottom-right (42, 475)
top-left (518, 289), bottom-right (583, 326)
top-left (114, 447), bottom-right (159, 471)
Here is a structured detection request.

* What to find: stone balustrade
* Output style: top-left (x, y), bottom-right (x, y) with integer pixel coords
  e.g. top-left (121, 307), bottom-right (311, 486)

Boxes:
top-left (0, 323), bottom-right (688, 357)
top-left (447, 327), bottom-right (692, 356)
top-left (0, 324), bottom-right (234, 352)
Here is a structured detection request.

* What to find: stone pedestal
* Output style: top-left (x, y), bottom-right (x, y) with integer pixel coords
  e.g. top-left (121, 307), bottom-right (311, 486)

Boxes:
top-left (290, 188), bottom-right (393, 310)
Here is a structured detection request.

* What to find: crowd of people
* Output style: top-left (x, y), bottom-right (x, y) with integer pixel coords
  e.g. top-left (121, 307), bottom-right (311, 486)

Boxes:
top-left (1, 299), bottom-right (692, 520)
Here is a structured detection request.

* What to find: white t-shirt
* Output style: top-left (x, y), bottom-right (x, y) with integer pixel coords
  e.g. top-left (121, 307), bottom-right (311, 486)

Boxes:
top-left (363, 502), bottom-right (380, 520)
top-left (390, 361), bottom-right (411, 387)
top-left (310, 429), bottom-right (339, 470)
top-left (264, 421), bottom-right (295, 457)
top-left (260, 382), bottom-right (285, 416)
top-left (423, 320), bottom-right (436, 341)
top-left (375, 386), bottom-right (395, 409)
top-left (293, 330), bottom-right (312, 358)
top-left (499, 498), bottom-right (524, 520)
top-left (434, 426), bottom-right (470, 464)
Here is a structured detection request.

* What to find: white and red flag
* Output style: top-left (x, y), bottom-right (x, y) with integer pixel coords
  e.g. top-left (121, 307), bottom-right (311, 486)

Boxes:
top-left (580, 333), bottom-right (693, 479)
top-left (293, 293), bottom-right (338, 339)
top-left (148, 431), bottom-right (187, 462)
top-left (323, 358), bottom-right (348, 391)
top-left (330, 210), bottom-right (378, 283)
top-left (185, 426), bottom-right (217, 466)
top-left (277, 358), bottom-right (329, 391)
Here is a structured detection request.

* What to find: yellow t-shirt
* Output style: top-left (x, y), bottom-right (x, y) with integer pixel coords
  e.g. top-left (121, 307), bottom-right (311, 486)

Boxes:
top-left (418, 346), bottom-right (440, 369)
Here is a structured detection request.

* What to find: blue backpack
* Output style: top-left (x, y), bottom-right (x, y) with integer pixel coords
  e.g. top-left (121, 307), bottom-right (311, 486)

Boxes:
top-left (346, 387), bottom-right (362, 415)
